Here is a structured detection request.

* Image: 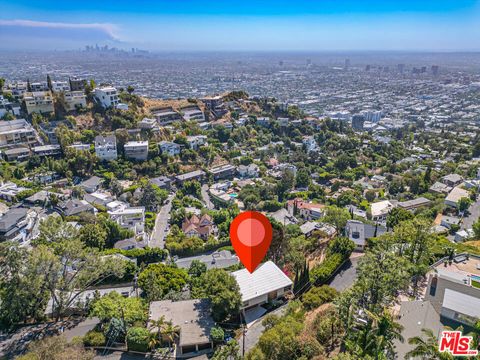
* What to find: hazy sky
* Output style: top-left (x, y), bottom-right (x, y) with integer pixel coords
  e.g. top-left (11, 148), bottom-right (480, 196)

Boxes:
top-left (1, 0), bottom-right (480, 51)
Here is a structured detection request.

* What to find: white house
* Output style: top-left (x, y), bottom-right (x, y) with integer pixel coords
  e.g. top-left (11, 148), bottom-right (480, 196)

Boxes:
top-left (95, 135), bottom-right (117, 161)
top-left (186, 135), bottom-right (207, 150)
top-left (94, 86), bottom-right (119, 108)
top-left (159, 141), bottom-right (181, 156)
top-left (108, 203), bottom-right (145, 237)
top-left (445, 187), bottom-right (470, 209)
top-left (237, 164), bottom-right (259, 178)
top-left (232, 261), bottom-right (292, 314)
top-left (124, 141), bottom-right (149, 161)
top-left (302, 136), bottom-right (318, 152)
top-left (64, 91), bottom-right (87, 111)
top-left (370, 200), bottom-right (396, 222)
top-left (50, 81), bottom-right (70, 92)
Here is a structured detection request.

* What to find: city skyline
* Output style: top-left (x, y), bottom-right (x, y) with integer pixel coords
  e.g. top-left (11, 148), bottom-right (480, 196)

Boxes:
top-left (1, 0), bottom-right (480, 51)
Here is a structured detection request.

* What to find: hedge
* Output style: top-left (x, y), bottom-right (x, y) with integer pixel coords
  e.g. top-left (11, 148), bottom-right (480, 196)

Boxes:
top-left (83, 330), bottom-right (106, 347)
top-left (126, 327), bottom-right (150, 352)
top-left (309, 253), bottom-right (344, 286)
top-left (102, 247), bottom-right (168, 265)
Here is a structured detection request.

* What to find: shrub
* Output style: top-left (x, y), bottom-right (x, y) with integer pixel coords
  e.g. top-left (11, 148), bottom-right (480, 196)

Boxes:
top-left (310, 253), bottom-right (343, 285)
top-left (301, 285), bottom-right (338, 310)
top-left (210, 327), bottom-right (225, 343)
top-left (126, 327), bottom-right (150, 352)
top-left (83, 330), bottom-right (106, 347)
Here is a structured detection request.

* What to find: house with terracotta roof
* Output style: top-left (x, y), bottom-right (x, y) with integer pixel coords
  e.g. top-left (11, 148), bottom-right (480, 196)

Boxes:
top-left (182, 214), bottom-right (215, 240)
top-left (286, 198), bottom-right (324, 220)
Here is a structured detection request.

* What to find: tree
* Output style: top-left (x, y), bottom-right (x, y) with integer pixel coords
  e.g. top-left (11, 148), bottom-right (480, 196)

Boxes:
top-left (323, 206), bottom-right (351, 232)
top-left (201, 269), bottom-right (242, 322)
top-left (365, 190), bottom-right (376, 203)
top-left (0, 243), bottom-right (50, 328)
top-left (89, 291), bottom-right (147, 326)
top-left (458, 197), bottom-right (472, 213)
top-left (188, 259), bottom-right (207, 278)
top-left (296, 168), bottom-right (310, 188)
top-left (138, 263), bottom-right (188, 302)
top-left (17, 335), bottom-right (95, 360)
top-left (126, 327), bottom-right (150, 352)
top-left (212, 339), bottom-right (241, 360)
top-left (406, 328), bottom-right (454, 360)
top-left (386, 207), bottom-right (413, 230)
top-left (34, 216), bottom-right (79, 246)
top-left (79, 223), bottom-right (108, 249)
top-left (127, 85), bottom-right (135, 94)
top-left (139, 182), bottom-right (168, 212)
top-left (473, 218), bottom-right (480, 239)
top-left (301, 285), bottom-right (338, 311)
top-left (37, 239), bottom-right (126, 320)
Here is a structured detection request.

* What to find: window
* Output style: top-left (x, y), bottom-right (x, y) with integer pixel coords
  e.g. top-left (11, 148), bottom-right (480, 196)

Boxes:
top-left (352, 231), bottom-right (360, 239)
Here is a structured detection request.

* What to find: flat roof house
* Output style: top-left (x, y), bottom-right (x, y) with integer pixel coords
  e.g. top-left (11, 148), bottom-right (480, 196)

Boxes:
top-left (175, 170), bottom-right (206, 185)
top-left (23, 91), bottom-right (54, 115)
top-left (151, 107), bottom-right (183, 126)
top-left (148, 299), bottom-right (215, 357)
top-left (441, 173), bottom-right (464, 188)
top-left (208, 164), bottom-right (237, 181)
top-left (124, 141), bottom-right (149, 161)
top-left (397, 197), bottom-right (431, 211)
top-left (94, 86), bottom-right (119, 108)
top-left (0, 119), bottom-right (38, 149)
top-left (232, 261), bottom-right (292, 314)
top-left (370, 200), bottom-right (396, 222)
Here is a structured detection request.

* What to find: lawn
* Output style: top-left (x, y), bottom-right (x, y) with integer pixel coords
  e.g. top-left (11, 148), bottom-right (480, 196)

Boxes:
top-left (472, 280), bottom-right (480, 289)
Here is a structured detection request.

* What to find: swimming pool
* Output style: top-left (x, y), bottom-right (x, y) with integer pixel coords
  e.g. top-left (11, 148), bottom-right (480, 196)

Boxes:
top-left (229, 193), bottom-right (238, 198)
top-left (471, 275), bottom-right (480, 288)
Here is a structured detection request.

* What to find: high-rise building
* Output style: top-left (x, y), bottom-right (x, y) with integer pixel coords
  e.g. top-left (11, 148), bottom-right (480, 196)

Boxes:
top-left (397, 64), bottom-right (405, 74)
top-left (344, 58), bottom-right (351, 70)
top-left (352, 114), bottom-right (365, 130)
top-left (431, 65), bottom-right (439, 76)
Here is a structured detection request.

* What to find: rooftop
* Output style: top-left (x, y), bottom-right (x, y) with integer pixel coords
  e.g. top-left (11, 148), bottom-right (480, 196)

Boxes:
top-left (148, 299), bottom-right (215, 347)
top-left (232, 261), bottom-right (292, 302)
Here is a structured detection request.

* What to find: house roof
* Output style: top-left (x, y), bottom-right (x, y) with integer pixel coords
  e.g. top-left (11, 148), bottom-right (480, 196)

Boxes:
top-left (445, 187), bottom-right (470, 204)
top-left (149, 299), bottom-right (215, 347)
top-left (0, 208), bottom-right (27, 232)
top-left (443, 289), bottom-right (480, 319)
top-left (232, 261), bottom-right (293, 302)
top-left (370, 200), bottom-right (395, 217)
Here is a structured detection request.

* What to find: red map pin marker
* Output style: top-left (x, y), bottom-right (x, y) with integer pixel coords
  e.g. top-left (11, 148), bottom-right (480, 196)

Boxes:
top-left (230, 211), bottom-right (272, 273)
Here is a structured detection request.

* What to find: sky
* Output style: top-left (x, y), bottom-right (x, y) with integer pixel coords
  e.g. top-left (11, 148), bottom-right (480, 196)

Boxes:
top-left (0, 0), bottom-right (480, 51)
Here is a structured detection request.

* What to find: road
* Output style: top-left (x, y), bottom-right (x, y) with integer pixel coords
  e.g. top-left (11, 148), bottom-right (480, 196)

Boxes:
top-left (239, 305), bottom-right (287, 356)
top-left (149, 193), bottom-right (174, 249)
top-left (201, 184), bottom-right (214, 210)
top-left (328, 254), bottom-right (362, 292)
top-left (461, 198), bottom-right (480, 230)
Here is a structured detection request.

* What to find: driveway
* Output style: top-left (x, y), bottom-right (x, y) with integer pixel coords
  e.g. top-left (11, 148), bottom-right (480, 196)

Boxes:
top-left (239, 305), bottom-right (287, 356)
top-left (201, 184), bottom-right (214, 210)
top-left (149, 194), bottom-right (174, 249)
top-left (328, 254), bottom-right (362, 292)
top-left (461, 198), bottom-right (480, 230)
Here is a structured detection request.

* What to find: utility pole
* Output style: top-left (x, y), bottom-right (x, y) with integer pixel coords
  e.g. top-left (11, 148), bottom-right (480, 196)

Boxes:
top-left (242, 324), bottom-right (246, 358)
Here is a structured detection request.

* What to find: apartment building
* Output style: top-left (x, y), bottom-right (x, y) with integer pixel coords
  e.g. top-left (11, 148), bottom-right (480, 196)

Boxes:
top-left (124, 141), bottom-right (149, 161)
top-left (208, 164), bottom-right (237, 180)
top-left (30, 82), bottom-right (49, 92)
top-left (0, 119), bottom-right (37, 149)
top-left (69, 77), bottom-right (87, 91)
top-left (50, 81), bottom-right (70, 92)
top-left (94, 86), bottom-right (119, 108)
top-left (151, 107), bottom-right (182, 125)
top-left (181, 105), bottom-right (205, 122)
top-left (95, 135), bottom-right (117, 161)
top-left (23, 91), bottom-right (54, 115)
top-left (64, 91), bottom-right (87, 111)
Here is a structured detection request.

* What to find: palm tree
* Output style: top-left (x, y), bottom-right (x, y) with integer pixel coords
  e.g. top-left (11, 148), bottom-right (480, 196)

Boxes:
top-left (161, 321), bottom-right (180, 352)
top-left (364, 309), bottom-right (404, 360)
top-left (405, 328), bottom-right (454, 360)
top-left (149, 316), bottom-right (166, 349)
